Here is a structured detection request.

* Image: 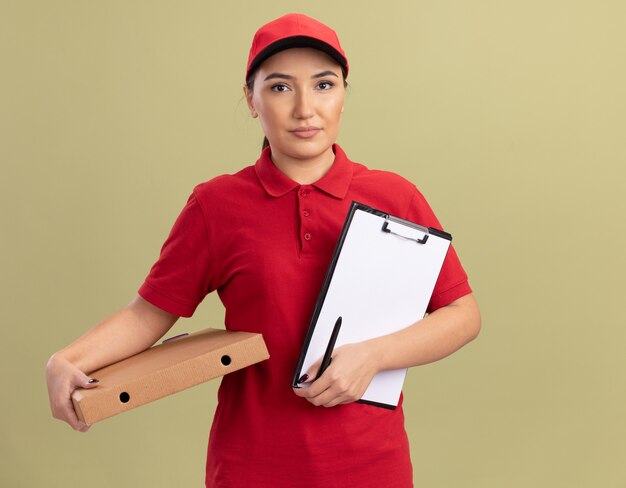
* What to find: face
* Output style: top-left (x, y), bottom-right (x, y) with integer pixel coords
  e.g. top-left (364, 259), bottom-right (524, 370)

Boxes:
top-left (244, 48), bottom-right (345, 164)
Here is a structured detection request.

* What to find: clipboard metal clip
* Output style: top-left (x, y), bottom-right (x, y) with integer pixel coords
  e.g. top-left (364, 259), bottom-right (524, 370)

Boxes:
top-left (382, 219), bottom-right (429, 244)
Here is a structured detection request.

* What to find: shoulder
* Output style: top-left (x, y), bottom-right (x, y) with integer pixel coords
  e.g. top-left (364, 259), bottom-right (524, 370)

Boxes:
top-left (189, 164), bottom-right (261, 213)
top-left (346, 157), bottom-right (421, 218)
top-left (352, 162), bottom-right (416, 191)
top-left (192, 165), bottom-right (257, 198)
top-left (179, 164), bottom-right (262, 222)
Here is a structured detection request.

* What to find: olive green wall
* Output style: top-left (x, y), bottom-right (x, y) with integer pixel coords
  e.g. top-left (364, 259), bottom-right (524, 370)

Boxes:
top-left (2, 1), bottom-right (624, 486)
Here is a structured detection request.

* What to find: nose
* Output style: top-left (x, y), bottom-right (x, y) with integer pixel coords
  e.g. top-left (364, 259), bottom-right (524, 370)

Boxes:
top-left (293, 89), bottom-right (314, 120)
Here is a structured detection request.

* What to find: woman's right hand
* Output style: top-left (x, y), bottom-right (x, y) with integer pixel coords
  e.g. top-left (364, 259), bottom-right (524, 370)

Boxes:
top-left (44, 296), bottom-right (179, 432)
top-left (45, 353), bottom-right (100, 432)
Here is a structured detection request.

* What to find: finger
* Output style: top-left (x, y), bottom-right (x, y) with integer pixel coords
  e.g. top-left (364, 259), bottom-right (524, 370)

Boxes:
top-left (58, 396), bottom-right (90, 432)
top-left (82, 377), bottom-right (100, 389)
top-left (292, 360), bottom-right (322, 397)
top-left (306, 372), bottom-right (361, 407)
top-left (298, 361), bottom-right (321, 385)
top-left (66, 375), bottom-right (97, 430)
top-left (72, 416), bottom-right (91, 433)
top-left (308, 386), bottom-right (346, 408)
top-left (74, 371), bottom-right (100, 389)
top-left (293, 376), bottom-right (318, 397)
top-left (298, 356), bottom-right (331, 393)
top-left (295, 372), bottom-right (313, 385)
top-left (297, 371), bottom-right (333, 398)
top-left (321, 395), bottom-right (347, 408)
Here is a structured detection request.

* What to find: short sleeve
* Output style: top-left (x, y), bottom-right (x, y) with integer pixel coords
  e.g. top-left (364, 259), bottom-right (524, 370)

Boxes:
top-left (138, 190), bottom-right (214, 317)
top-left (404, 187), bottom-right (472, 312)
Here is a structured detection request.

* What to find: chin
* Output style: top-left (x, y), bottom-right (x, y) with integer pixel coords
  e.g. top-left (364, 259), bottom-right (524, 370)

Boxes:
top-left (281, 139), bottom-right (334, 160)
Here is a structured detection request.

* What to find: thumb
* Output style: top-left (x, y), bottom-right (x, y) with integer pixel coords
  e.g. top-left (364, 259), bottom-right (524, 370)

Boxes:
top-left (76, 371), bottom-right (100, 390)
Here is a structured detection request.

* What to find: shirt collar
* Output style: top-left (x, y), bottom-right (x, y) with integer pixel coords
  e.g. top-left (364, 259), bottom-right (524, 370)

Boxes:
top-left (255, 144), bottom-right (353, 199)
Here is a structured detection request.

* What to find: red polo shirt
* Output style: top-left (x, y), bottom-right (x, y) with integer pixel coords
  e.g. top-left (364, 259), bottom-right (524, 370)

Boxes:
top-left (139, 144), bottom-right (471, 487)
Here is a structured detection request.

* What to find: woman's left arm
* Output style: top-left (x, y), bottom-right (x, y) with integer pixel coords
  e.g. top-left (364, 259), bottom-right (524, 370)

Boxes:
top-left (293, 293), bottom-right (481, 407)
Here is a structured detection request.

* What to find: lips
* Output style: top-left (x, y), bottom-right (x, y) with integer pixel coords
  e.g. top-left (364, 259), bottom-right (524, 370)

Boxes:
top-left (290, 126), bottom-right (322, 138)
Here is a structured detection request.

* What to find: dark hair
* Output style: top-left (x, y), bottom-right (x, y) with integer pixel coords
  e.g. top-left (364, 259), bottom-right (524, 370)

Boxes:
top-left (246, 65), bottom-right (348, 151)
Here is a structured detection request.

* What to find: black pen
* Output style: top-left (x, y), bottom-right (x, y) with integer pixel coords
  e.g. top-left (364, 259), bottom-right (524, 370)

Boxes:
top-left (317, 316), bottom-right (342, 380)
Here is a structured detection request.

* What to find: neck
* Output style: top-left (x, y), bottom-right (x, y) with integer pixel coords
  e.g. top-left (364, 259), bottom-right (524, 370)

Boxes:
top-left (270, 146), bottom-right (335, 185)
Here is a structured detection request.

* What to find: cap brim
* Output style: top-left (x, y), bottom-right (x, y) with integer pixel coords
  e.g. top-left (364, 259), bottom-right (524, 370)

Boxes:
top-left (247, 36), bottom-right (347, 81)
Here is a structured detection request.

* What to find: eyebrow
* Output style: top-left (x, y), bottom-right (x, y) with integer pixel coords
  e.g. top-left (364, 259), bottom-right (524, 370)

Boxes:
top-left (263, 70), bottom-right (340, 82)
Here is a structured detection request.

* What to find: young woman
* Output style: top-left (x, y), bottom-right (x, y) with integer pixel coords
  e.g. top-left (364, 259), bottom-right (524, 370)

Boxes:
top-left (46, 13), bottom-right (480, 487)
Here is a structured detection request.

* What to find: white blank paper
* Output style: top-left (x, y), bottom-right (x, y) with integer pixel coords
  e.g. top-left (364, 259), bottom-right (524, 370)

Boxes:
top-left (296, 205), bottom-right (451, 408)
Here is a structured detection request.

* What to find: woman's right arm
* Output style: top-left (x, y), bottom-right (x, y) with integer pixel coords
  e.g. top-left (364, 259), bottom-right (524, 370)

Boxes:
top-left (45, 295), bottom-right (179, 432)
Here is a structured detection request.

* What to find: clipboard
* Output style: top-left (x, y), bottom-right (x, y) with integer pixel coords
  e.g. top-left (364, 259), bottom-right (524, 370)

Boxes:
top-left (292, 202), bottom-right (452, 409)
top-left (72, 328), bottom-right (269, 425)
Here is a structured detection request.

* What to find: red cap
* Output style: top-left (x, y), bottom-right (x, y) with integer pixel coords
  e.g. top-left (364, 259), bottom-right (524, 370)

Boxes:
top-left (246, 13), bottom-right (349, 81)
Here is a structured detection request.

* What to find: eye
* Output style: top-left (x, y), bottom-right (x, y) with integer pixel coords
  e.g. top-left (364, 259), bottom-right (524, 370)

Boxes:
top-left (271, 83), bottom-right (290, 92)
top-left (316, 80), bottom-right (335, 90)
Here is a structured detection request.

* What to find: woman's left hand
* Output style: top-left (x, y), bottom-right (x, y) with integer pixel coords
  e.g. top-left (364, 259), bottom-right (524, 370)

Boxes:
top-left (292, 342), bottom-right (379, 407)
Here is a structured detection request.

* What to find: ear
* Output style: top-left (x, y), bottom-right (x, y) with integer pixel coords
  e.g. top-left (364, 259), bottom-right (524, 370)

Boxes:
top-left (243, 85), bottom-right (258, 118)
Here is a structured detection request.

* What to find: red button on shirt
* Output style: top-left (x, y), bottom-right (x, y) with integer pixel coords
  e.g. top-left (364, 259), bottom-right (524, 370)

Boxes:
top-left (138, 144), bottom-right (471, 487)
